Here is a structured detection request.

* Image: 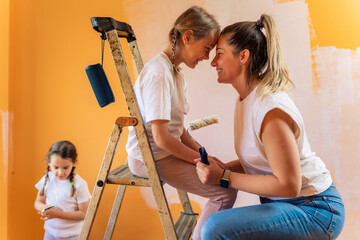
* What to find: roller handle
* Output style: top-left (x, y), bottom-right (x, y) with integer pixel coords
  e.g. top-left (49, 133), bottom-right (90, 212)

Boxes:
top-left (199, 147), bottom-right (209, 165)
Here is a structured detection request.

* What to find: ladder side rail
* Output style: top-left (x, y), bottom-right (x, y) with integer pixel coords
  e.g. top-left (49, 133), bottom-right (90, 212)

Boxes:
top-left (128, 40), bottom-right (144, 74)
top-left (79, 124), bottom-right (123, 240)
top-left (104, 185), bottom-right (127, 240)
top-left (105, 29), bottom-right (178, 240)
top-left (176, 190), bottom-right (195, 215)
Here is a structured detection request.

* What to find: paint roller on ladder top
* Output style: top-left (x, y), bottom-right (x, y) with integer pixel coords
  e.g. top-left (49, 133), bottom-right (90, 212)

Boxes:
top-left (187, 114), bottom-right (219, 165)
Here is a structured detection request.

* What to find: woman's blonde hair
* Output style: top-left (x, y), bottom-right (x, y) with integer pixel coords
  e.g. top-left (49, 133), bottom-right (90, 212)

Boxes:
top-left (221, 14), bottom-right (294, 99)
top-left (169, 6), bottom-right (220, 66)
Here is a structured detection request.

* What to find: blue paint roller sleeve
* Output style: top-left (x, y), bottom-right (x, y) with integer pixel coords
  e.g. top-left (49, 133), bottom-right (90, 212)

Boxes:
top-left (85, 63), bottom-right (115, 107)
top-left (199, 147), bottom-right (209, 165)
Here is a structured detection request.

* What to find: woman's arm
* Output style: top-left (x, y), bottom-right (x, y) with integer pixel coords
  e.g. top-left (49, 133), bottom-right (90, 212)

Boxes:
top-left (41, 200), bottom-right (90, 221)
top-left (151, 120), bottom-right (200, 164)
top-left (196, 109), bottom-right (301, 198)
top-left (226, 160), bottom-right (245, 173)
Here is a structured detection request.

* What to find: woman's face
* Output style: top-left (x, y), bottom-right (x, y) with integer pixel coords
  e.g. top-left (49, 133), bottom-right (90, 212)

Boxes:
top-left (182, 30), bottom-right (218, 69)
top-left (211, 34), bottom-right (242, 84)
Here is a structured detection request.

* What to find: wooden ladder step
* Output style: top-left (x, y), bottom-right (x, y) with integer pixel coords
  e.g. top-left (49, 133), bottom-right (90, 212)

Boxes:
top-left (107, 165), bottom-right (150, 187)
top-left (175, 212), bottom-right (198, 240)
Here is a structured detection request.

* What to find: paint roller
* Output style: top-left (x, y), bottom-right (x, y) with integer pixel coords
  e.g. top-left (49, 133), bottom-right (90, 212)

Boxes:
top-left (85, 32), bottom-right (115, 108)
top-left (187, 114), bottom-right (219, 165)
top-left (188, 114), bottom-right (219, 131)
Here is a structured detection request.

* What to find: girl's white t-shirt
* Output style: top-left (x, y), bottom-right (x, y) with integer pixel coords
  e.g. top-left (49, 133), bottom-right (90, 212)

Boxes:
top-left (35, 172), bottom-right (91, 238)
top-left (234, 87), bottom-right (332, 199)
top-left (126, 52), bottom-right (189, 161)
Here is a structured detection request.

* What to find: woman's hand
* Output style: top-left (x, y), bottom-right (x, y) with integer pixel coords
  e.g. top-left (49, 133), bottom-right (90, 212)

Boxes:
top-left (195, 157), bottom-right (223, 185)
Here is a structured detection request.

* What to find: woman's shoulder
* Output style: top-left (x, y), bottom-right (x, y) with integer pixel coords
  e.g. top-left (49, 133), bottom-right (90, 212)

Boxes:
top-left (252, 91), bottom-right (297, 117)
top-left (256, 91), bottom-right (295, 109)
top-left (254, 91), bottom-right (303, 125)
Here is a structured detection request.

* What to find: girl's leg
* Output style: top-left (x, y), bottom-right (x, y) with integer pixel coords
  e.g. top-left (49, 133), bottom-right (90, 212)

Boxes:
top-left (201, 193), bottom-right (345, 240)
top-left (44, 232), bottom-right (79, 240)
top-left (128, 155), bottom-right (148, 177)
top-left (44, 231), bottom-right (57, 240)
top-left (128, 155), bottom-right (237, 240)
top-left (156, 156), bottom-right (238, 240)
top-left (61, 236), bottom-right (79, 240)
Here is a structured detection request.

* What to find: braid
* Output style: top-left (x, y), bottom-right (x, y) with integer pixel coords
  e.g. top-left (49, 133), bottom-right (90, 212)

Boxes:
top-left (170, 27), bottom-right (178, 68)
top-left (40, 165), bottom-right (50, 196)
top-left (69, 166), bottom-right (76, 197)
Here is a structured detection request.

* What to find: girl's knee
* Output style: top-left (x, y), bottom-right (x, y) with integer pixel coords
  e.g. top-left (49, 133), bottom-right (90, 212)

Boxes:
top-left (207, 188), bottom-right (237, 210)
top-left (222, 188), bottom-right (238, 206)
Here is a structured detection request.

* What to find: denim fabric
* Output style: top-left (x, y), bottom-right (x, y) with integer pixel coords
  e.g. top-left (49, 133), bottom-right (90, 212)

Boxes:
top-left (201, 183), bottom-right (345, 240)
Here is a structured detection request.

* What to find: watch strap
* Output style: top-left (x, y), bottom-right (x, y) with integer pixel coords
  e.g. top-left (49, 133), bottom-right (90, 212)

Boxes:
top-left (220, 169), bottom-right (231, 188)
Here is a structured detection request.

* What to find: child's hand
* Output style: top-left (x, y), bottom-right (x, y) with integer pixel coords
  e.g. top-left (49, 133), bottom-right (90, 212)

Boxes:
top-left (38, 207), bottom-right (60, 221)
top-left (209, 155), bottom-right (231, 170)
top-left (195, 157), bottom-right (223, 185)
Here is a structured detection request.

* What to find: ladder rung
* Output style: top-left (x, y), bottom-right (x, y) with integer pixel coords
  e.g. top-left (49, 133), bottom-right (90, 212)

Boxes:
top-left (175, 212), bottom-right (198, 240)
top-left (107, 165), bottom-right (150, 187)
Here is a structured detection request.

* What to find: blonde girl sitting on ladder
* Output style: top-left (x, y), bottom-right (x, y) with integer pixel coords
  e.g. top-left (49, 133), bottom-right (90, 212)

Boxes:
top-left (126, 6), bottom-right (237, 240)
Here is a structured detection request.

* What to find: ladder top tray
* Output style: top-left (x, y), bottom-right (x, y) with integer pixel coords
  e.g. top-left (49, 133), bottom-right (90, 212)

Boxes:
top-left (90, 17), bottom-right (136, 42)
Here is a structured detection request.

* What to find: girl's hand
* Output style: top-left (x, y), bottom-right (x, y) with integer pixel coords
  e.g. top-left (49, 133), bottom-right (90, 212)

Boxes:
top-left (37, 205), bottom-right (51, 217)
top-left (195, 157), bottom-right (223, 185)
top-left (38, 207), bottom-right (60, 221)
top-left (209, 155), bottom-right (231, 170)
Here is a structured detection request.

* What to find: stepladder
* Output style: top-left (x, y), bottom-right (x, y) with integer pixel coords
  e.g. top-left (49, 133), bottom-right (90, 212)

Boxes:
top-left (79, 17), bottom-right (198, 240)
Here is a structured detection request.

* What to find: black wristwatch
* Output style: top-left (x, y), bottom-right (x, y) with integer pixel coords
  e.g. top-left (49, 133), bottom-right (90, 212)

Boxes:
top-left (220, 169), bottom-right (231, 188)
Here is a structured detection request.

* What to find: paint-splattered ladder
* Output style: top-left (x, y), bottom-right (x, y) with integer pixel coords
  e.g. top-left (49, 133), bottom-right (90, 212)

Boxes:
top-left (79, 17), bottom-right (198, 240)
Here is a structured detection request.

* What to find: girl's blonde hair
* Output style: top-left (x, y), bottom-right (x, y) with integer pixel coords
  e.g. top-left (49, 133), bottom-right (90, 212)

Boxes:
top-left (40, 141), bottom-right (77, 197)
top-left (221, 14), bottom-right (294, 99)
top-left (169, 6), bottom-right (220, 66)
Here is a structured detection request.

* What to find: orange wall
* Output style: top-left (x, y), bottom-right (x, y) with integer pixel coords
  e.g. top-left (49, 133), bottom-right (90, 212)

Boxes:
top-left (2, 0), bottom-right (360, 240)
top-left (1, 0), bottom-right (9, 238)
top-left (307, 0), bottom-right (360, 49)
top-left (6, 0), bottom-right (173, 239)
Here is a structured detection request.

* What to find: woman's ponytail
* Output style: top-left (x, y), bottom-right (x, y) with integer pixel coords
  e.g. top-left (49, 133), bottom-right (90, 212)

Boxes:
top-left (257, 14), bottom-right (294, 98)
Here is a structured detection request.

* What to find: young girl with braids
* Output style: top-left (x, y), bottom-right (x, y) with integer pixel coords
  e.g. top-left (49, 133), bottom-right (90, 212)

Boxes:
top-left (126, 6), bottom-right (237, 239)
top-left (34, 141), bottom-right (91, 240)
top-left (196, 14), bottom-right (345, 239)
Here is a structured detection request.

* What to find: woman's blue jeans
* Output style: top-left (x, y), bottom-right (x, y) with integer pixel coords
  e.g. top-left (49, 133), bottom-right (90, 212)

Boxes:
top-left (201, 183), bottom-right (345, 240)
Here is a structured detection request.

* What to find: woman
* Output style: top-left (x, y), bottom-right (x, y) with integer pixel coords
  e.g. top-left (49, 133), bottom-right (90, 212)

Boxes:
top-left (196, 14), bottom-right (345, 240)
